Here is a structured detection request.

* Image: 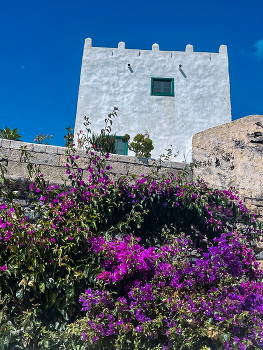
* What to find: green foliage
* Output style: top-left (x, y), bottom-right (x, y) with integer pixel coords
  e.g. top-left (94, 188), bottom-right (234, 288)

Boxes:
top-left (90, 131), bottom-right (117, 153)
top-left (122, 133), bottom-right (154, 158)
top-left (0, 126), bottom-right (22, 140)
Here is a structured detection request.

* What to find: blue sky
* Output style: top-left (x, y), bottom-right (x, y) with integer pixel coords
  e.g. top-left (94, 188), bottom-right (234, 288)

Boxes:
top-left (0, 0), bottom-right (263, 146)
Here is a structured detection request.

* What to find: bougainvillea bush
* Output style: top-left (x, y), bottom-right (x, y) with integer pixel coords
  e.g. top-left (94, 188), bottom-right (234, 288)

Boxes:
top-left (0, 122), bottom-right (263, 349)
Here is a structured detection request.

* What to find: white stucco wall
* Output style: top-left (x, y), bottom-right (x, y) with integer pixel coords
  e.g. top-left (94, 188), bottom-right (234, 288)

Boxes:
top-left (74, 38), bottom-right (231, 161)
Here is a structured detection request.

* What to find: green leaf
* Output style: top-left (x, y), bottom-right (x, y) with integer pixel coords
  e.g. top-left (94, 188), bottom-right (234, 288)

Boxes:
top-left (50, 291), bottom-right (57, 306)
top-left (39, 282), bottom-right (45, 293)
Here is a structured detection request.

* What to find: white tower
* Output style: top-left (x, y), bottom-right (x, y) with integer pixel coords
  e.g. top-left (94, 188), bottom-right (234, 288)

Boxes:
top-left (74, 39), bottom-right (231, 160)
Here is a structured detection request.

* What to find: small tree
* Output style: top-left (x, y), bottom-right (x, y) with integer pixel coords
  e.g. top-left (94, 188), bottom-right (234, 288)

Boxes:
top-left (122, 133), bottom-right (154, 158)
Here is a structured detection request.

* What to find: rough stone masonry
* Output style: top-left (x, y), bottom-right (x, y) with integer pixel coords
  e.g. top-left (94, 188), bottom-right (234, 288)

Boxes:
top-left (192, 114), bottom-right (263, 266)
top-left (0, 138), bottom-right (187, 192)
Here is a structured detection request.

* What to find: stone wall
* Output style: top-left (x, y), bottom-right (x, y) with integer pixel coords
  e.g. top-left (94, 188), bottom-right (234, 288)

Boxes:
top-left (192, 114), bottom-right (263, 266)
top-left (192, 115), bottom-right (263, 217)
top-left (0, 138), bottom-right (188, 193)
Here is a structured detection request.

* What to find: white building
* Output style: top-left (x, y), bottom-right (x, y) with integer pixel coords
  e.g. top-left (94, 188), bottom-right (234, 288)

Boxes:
top-left (74, 38), bottom-right (231, 161)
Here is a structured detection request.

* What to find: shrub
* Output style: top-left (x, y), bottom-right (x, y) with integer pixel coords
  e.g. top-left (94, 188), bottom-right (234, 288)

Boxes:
top-left (76, 108), bottom-right (118, 154)
top-left (89, 131), bottom-right (117, 154)
top-left (0, 127), bottom-right (22, 141)
top-left (122, 133), bottom-right (154, 158)
top-left (33, 133), bottom-right (53, 145)
top-left (0, 117), bottom-right (262, 349)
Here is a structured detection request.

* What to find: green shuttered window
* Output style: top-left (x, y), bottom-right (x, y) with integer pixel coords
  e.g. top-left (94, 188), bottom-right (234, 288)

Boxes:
top-left (151, 77), bottom-right (174, 96)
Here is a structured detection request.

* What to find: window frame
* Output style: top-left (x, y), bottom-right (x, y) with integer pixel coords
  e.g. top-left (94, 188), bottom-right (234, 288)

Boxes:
top-left (116, 136), bottom-right (128, 155)
top-left (151, 77), bottom-right (174, 96)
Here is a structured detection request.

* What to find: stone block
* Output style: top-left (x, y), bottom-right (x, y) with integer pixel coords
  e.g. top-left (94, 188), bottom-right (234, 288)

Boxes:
top-left (59, 154), bottom-right (90, 169)
top-left (118, 155), bottom-right (137, 164)
top-left (109, 162), bottom-right (128, 176)
top-left (32, 153), bottom-right (60, 166)
top-left (3, 149), bottom-right (22, 162)
top-left (38, 165), bottom-right (66, 184)
top-left (127, 164), bottom-right (152, 177)
top-left (46, 145), bottom-right (58, 154)
top-left (107, 153), bottom-right (118, 162)
top-left (59, 155), bottom-right (70, 167)
top-left (33, 144), bottom-right (47, 153)
top-left (7, 161), bottom-right (30, 179)
top-left (1, 139), bottom-right (11, 149)
top-left (257, 260), bottom-right (263, 270)
top-left (76, 149), bottom-right (88, 158)
top-left (171, 161), bottom-right (186, 170)
top-left (169, 169), bottom-right (181, 177)
top-left (10, 141), bottom-right (34, 151)
top-left (160, 161), bottom-right (172, 168)
top-left (75, 157), bottom-right (90, 169)
top-left (57, 146), bottom-right (67, 155)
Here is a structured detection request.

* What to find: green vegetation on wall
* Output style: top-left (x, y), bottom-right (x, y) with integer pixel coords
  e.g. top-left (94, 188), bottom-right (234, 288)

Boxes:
top-left (0, 127), bottom-right (22, 141)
